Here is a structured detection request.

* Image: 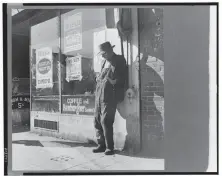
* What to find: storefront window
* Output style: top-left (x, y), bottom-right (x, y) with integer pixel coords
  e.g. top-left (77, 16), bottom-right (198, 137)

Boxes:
top-left (60, 9), bottom-right (106, 115)
top-left (30, 9), bottom-right (107, 115)
top-left (30, 11), bottom-right (60, 112)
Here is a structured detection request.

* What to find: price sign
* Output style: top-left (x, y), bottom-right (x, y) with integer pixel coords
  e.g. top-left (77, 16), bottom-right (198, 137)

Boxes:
top-left (12, 95), bottom-right (30, 109)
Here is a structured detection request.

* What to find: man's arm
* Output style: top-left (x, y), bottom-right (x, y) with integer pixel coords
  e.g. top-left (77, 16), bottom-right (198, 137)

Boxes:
top-left (107, 56), bottom-right (126, 86)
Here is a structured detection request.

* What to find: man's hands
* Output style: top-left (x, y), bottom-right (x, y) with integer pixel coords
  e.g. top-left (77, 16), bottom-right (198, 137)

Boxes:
top-left (96, 71), bottom-right (117, 85)
top-left (106, 76), bottom-right (117, 85)
top-left (96, 73), bottom-right (101, 82)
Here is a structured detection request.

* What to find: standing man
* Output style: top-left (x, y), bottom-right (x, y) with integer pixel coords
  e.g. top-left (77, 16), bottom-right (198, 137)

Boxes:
top-left (93, 42), bottom-right (127, 155)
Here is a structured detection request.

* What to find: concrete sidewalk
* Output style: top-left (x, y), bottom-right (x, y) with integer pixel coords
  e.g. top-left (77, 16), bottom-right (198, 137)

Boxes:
top-left (12, 132), bottom-right (164, 171)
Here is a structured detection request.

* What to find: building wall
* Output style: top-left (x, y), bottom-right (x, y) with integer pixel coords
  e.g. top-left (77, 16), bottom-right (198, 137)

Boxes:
top-left (139, 8), bottom-right (164, 158)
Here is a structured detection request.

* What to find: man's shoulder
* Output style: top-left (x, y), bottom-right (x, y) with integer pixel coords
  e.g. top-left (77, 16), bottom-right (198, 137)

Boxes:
top-left (115, 54), bottom-right (125, 59)
top-left (114, 54), bottom-right (126, 64)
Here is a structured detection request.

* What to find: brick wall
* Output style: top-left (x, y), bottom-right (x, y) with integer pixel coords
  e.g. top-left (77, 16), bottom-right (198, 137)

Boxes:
top-left (139, 8), bottom-right (164, 158)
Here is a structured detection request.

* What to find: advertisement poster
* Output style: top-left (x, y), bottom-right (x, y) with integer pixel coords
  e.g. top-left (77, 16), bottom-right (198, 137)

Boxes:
top-left (64, 12), bottom-right (82, 53)
top-left (66, 55), bottom-right (82, 81)
top-left (36, 47), bottom-right (53, 89)
top-left (62, 95), bottom-right (95, 115)
top-left (12, 95), bottom-right (30, 109)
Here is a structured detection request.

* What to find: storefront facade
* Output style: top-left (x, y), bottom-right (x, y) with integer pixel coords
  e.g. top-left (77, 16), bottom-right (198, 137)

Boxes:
top-left (12, 7), bottom-right (164, 155)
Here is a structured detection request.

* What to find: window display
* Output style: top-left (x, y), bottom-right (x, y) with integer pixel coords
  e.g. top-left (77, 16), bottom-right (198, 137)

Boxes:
top-left (30, 9), bottom-right (107, 115)
top-left (30, 13), bottom-right (60, 112)
top-left (60, 9), bottom-right (106, 96)
top-left (59, 9), bottom-right (106, 115)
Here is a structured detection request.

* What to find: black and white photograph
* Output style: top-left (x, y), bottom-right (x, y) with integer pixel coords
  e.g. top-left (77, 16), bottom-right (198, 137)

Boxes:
top-left (3, 2), bottom-right (218, 175)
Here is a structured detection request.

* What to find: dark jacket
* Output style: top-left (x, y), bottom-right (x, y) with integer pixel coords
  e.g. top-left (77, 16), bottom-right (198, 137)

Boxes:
top-left (96, 54), bottom-right (127, 103)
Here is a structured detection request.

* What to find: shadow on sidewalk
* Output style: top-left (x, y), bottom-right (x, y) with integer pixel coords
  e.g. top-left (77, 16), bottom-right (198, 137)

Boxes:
top-left (12, 140), bottom-right (44, 147)
top-left (12, 139), bottom-right (97, 148)
top-left (114, 149), bottom-right (164, 160)
top-left (49, 141), bottom-right (97, 148)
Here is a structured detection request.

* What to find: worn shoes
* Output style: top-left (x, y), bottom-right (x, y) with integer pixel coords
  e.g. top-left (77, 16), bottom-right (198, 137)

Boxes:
top-left (92, 146), bottom-right (106, 153)
top-left (92, 147), bottom-right (114, 155)
top-left (104, 149), bottom-right (114, 155)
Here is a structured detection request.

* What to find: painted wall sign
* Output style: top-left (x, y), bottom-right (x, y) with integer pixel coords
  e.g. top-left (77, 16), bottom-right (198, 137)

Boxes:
top-left (36, 47), bottom-right (53, 89)
top-left (64, 13), bottom-right (82, 53)
top-left (12, 95), bottom-right (30, 109)
top-left (62, 95), bottom-right (95, 115)
top-left (66, 55), bottom-right (82, 82)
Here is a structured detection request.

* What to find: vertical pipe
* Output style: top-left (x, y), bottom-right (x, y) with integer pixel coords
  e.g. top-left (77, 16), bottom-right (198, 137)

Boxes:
top-left (137, 8), bottom-right (142, 152)
top-left (58, 10), bottom-right (62, 132)
top-left (29, 18), bottom-right (32, 128)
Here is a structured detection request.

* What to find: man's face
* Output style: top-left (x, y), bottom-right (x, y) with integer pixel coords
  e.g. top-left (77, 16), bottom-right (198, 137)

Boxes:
top-left (101, 51), bottom-right (108, 59)
top-left (101, 49), bottom-right (113, 61)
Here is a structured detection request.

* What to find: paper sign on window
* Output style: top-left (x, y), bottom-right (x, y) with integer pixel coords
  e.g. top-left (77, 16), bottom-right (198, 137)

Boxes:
top-left (66, 55), bottom-right (82, 82)
top-left (64, 13), bottom-right (82, 53)
top-left (36, 47), bottom-right (53, 89)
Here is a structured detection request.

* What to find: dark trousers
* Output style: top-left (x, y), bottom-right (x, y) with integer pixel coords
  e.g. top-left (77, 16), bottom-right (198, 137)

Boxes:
top-left (94, 100), bottom-right (117, 150)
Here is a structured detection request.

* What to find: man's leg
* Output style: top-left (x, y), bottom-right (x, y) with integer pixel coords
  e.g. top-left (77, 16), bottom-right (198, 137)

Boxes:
top-left (93, 101), bottom-right (106, 152)
top-left (100, 102), bottom-right (117, 153)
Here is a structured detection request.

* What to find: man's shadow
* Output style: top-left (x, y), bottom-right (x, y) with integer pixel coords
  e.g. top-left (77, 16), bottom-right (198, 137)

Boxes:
top-left (116, 53), bottom-right (164, 159)
top-left (139, 53), bottom-right (164, 159)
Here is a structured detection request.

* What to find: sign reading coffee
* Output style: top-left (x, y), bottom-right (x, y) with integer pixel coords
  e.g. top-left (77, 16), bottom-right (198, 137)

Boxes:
top-left (36, 47), bottom-right (53, 89)
top-left (62, 95), bottom-right (95, 115)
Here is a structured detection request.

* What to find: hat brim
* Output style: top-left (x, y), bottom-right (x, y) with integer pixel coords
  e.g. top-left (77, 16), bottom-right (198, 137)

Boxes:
top-left (97, 45), bottom-right (115, 56)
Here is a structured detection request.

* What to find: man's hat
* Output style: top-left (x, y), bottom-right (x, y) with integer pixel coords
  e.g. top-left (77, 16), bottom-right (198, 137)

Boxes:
top-left (97, 41), bottom-right (115, 56)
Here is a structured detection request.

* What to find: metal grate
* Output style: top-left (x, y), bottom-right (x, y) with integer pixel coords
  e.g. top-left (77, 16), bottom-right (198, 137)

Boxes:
top-left (34, 119), bottom-right (58, 130)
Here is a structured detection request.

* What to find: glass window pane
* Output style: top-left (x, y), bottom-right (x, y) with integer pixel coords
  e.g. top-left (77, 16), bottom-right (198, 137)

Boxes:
top-left (60, 8), bottom-right (106, 115)
top-left (30, 12), bottom-right (60, 113)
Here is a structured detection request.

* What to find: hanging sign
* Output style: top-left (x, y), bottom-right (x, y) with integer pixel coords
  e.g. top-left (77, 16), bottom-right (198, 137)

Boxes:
top-left (66, 55), bottom-right (82, 82)
top-left (64, 12), bottom-right (82, 53)
top-left (36, 47), bottom-right (53, 89)
top-left (62, 95), bottom-right (95, 115)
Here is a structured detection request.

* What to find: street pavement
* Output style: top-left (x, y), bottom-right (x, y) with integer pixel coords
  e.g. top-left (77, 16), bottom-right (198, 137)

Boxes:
top-left (12, 131), bottom-right (164, 171)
